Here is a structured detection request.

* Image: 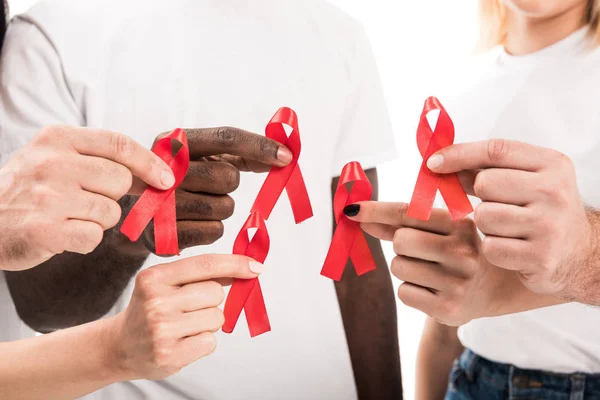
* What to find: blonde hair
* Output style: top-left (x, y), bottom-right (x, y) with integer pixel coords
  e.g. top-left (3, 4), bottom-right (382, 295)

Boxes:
top-left (477, 0), bottom-right (600, 50)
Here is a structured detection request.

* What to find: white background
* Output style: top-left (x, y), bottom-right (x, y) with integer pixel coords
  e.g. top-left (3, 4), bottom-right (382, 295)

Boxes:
top-left (8, 1), bottom-right (480, 398)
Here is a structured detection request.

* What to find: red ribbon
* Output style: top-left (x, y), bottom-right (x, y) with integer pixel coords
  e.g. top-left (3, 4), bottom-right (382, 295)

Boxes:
top-left (120, 128), bottom-right (190, 255)
top-left (407, 97), bottom-right (473, 221)
top-left (222, 212), bottom-right (271, 337)
top-left (250, 107), bottom-right (313, 224)
top-left (321, 162), bottom-right (376, 281)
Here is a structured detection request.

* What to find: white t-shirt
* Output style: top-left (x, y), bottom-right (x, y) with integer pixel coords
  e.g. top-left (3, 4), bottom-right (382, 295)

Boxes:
top-left (439, 28), bottom-right (600, 373)
top-left (0, 1), bottom-right (397, 399)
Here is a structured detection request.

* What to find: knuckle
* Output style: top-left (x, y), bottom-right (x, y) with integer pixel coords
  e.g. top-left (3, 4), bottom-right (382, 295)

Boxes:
top-left (207, 307), bottom-right (225, 330)
top-left (221, 196), bottom-right (235, 219)
top-left (473, 172), bottom-right (487, 197)
top-left (390, 256), bottom-right (405, 280)
top-left (223, 165), bottom-right (241, 193)
top-left (115, 166), bottom-right (133, 197)
top-left (34, 126), bottom-right (62, 145)
top-left (106, 201), bottom-right (123, 228)
top-left (213, 126), bottom-right (238, 147)
top-left (136, 268), bottom-right (164, 293)
top-left (200, 333), bottom-right (218, 356)
top-left (392, 229), bottom-right (405, 254)
top-left (204, 281), bottom-right (225, 305)
top-left (112, 133), bottom-right (136, 160)
top-left (487, 139), bottom-right (508, 164)
top-left (84, 225), bottom-right (104, 253)
top-left (394, 202), bottom-right (410, 220)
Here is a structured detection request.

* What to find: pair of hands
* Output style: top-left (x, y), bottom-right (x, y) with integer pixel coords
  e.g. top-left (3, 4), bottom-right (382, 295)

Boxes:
top-left (0, 125), bottom-right (289, 380)
top-left (348, 139), bottom-right (596, 326)
top-left (0, 125), bottom-right (290, 271)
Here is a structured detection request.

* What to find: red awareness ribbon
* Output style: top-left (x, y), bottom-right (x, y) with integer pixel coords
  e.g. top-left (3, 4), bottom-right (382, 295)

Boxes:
top-left (321, 162), bottom-right (376, 281)
top-left (407, 97), bottom-right (473, 221)
top-left (250, 107), bottom-right (313, 224)
top-left (222, 212), bottom-right (271, 337)
top-left (120, 128), bottom-right (190, 255)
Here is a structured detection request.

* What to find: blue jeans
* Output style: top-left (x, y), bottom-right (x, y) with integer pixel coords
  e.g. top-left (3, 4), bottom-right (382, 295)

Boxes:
top-left (445, 349), bottom-right (600, 400)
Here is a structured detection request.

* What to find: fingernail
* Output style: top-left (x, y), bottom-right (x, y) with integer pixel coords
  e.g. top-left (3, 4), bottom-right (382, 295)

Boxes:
top-left (344, 204), bottom-right (360, 217)
top-left (249, 260), bottom-right (264, 274)
top-left (427, 154), bottom-right (444, 170)
top-left (161, 169), bottom-right (175, 188)
top-left (277, 147), bottom-right (293, 164)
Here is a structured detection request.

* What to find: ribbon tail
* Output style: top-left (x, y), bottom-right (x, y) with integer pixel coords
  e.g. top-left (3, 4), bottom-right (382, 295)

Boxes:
top-left (321, 219), bottom-right (358, 281)
top-left (250, 167), bottom-right (288, 220)
top-left (440, 174), bottom-right (473, 220)
top-left (153, 191), bottom-right (179, 255)
top-left (349, 231), bottom-right (377, 276)
top-left (285, 164), bottom-right (313, 224)
top-left (244, 281), bottom-right (271, 338)
top-left (407, 161), bottom-right (442, 221)
top-left (120, 189), bottom-right (165, 242)
top-left (223, 278), bottom-right (258, 334)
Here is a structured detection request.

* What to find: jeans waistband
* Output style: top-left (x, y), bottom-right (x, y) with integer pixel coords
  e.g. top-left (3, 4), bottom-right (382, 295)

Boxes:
top-left (458, 349), bottom-right (600, 397)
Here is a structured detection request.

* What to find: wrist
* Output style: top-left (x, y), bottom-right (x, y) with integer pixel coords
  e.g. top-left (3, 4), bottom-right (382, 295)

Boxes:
top-left (96, 314), bottom-right (133, 383)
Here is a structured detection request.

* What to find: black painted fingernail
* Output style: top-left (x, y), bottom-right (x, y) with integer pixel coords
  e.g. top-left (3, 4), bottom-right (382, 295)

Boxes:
top-left (344, 204), bottom-right (360, 217)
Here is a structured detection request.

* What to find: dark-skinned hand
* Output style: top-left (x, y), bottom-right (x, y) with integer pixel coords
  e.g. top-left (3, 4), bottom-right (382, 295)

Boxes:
top-left (126, 127), bottom-right (292, 255)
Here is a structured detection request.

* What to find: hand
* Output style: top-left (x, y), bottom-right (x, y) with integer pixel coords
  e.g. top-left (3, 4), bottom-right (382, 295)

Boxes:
top-left (107, 254), bottom-right (263, 381)
top-left (0, 126), bottom-right (175, 271)
top-left (427, 139), bottom-right (595, 298)
top-left (345, 201), bottom-right (510, 326)
top-left (137, 127), bottom-right (292, 255)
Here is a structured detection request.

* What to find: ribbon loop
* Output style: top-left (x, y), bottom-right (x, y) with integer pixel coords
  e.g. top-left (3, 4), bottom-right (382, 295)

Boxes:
top-left (120, 129), bottom-right (190, 255)
top-left (407, 97), bottom-right (473, 221)
top-left (251, 107), bottom-right (313, 224)
top-left (223, 212), bottom-right (271, 337)
top-left (321, 162), bottom-right (376, 281)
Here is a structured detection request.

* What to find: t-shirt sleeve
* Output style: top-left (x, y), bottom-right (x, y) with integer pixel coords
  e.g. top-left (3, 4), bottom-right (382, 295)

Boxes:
top-left (331, 27), bottom-right (397, 176)
top-left (0, 17), bottom-right (84, 166)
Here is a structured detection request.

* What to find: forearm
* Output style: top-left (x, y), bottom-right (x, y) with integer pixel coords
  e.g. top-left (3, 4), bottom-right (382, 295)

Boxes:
top-left (483, 268), bottom-right (566, 319)
top-left (335, 247), bottom-right (402, 400)
top-left (332, 169), bottom-right (402, 399)
top-left (415, 318), bottom-right (462, 400)
top-left (0, 316), bottom-right (123, 400)
top-left (5, 197), bottom-right (149, 332)
top-left (561, 207), bottom-right (600, 304)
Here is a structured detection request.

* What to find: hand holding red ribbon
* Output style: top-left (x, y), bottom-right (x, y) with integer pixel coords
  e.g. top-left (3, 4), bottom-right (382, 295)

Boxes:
top-left (120, 128), bottom-right (190, 255)
top-left (407, 97), bottom-right (473, 221)
top-left (321, 162), bottom-right (376, 281)
top-left (251, 107), bottom-right (313, 224)
top-left (223, 212), bottom-right (271, 337)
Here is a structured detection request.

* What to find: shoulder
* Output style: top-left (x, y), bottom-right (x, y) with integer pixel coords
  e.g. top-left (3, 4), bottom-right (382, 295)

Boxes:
top-left (10, 0), bottom-right (153, 79)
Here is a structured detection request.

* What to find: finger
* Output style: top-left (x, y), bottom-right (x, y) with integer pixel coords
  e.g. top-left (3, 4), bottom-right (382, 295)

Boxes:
top-left (391, 256), bottom-right (455, 291)
top-left (63, 126), bottom-right (175, 190)
top-left (173, 281), bottom-right (225, 312)
top-left (55, 220), bottom-right (104, 255)
top-left (397, 282), bottom-right (438, 315)
top-left (457, 170), bottom-right (479, 196)
top-left (173, 332), bottom-right (217, 368)
top-left (70, 155), bottom-right (133, 200)
top-left (215, 155), bottom-right (272, 173)
top-left (175, 192), bottom-right (234, 221)
top-left (392, 227), bottom-right (453, 263)
top-left (158, 254), bottom-right (263, 286)
top-left (474, 202), bottom-right (536, 238)
top-left (345, 202), bottom-right (455, 235)
top-left (184, 127), bottom-right (292, 167)
top-left (361, 222), bottom-right (397, 241)
top-left (472, 169), bottom-right (538, 204)
top-left (427, 139), bottom-right (557, 174)
top-left (174, 308), bottom-right (225, 338)
top-left (481, 236), bottom-right (533, 270)
top-left (141, 221), bottom-right (226, 255)
top-left (180, 161), bottom-right (240, 194)
top-left (66, 191), bottom-right (122, 230)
